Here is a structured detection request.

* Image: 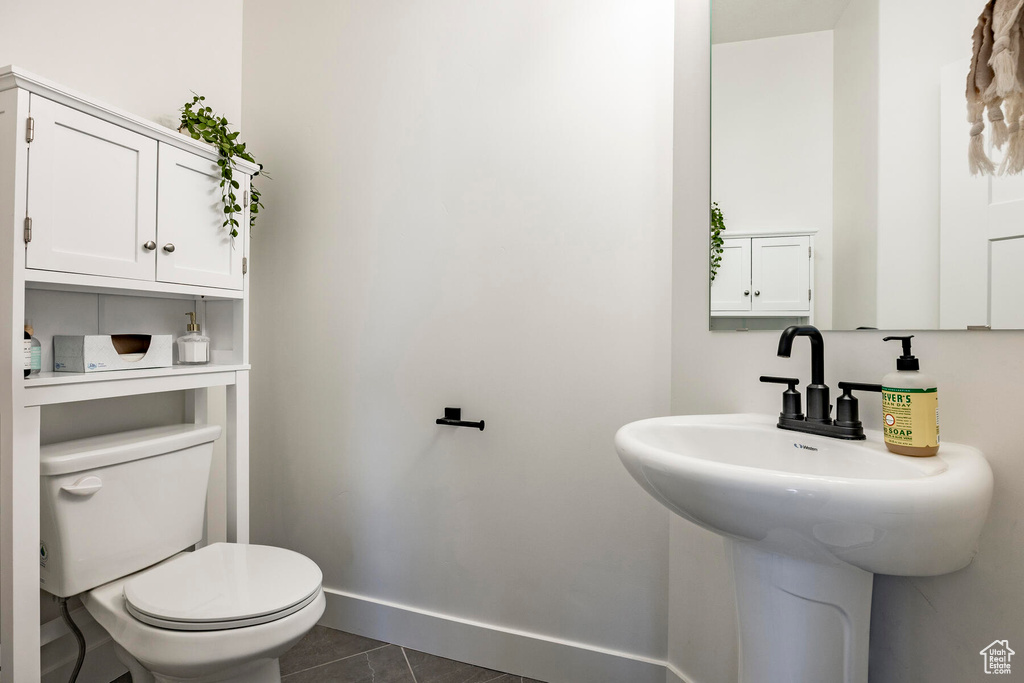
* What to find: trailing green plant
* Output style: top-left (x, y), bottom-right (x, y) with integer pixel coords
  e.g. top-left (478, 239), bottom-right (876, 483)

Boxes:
top-left (710, 201), bottom-right (726, 282)
top-left (179, 94), bottom-right (265, 238)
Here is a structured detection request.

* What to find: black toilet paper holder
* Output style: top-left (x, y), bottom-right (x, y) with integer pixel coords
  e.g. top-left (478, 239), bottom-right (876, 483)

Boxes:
top-left (436, 407), bottom-right (485, 431)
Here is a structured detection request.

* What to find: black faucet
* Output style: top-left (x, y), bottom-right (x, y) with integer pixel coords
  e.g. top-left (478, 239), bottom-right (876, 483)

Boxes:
top-left (776, 325), bottom-right (829, 423)
top-left (760, 325), bottom-right (881, 440)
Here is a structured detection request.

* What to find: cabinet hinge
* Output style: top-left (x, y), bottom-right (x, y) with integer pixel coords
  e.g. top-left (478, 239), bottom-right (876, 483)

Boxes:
top-left (25, 117), bottom-right (34, 143)
top-left (808, 288), bottom-right (812, 301)
top-left (23, 216), bottom-right (32, 243)
top-left (242, 256), bottom-right (248, 275)
top-left (243, 191), bottom-right (249, 207)
top-left (808, 245), bottom-right (812, 258)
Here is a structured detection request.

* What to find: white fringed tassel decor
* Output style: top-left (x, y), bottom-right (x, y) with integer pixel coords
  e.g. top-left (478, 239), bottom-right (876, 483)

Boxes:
top-left (1001, 100), bottom-right (1024, 173)
top-left (988, 99), bottom-right (1010, 147)
top-left (967, 0), bottom-right (1024, 175)
top-left (970, 119), bottom-right (996, 175)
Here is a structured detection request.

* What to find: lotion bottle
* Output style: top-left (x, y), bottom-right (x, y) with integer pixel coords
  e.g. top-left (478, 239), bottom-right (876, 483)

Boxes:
top-left (881, 335), bottom-right (939, 456)
top-left (25, 321), bottom-right (40, 377)
top-left (23, 321), bottom-right (40, 378)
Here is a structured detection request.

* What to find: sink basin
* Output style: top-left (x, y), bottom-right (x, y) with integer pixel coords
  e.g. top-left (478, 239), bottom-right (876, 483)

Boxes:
top-left (615, 412), bottom-right (992, 575)
top-left (615, 413), bottom-right (993, 683)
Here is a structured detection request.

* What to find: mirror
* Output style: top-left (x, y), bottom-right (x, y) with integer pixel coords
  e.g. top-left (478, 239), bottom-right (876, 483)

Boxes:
top-left (709, 0), bottom-right (1024, 331)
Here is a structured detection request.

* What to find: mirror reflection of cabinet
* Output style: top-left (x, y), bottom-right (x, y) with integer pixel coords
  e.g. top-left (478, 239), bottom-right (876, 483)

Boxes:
top-left (711, 233), bottom-right (813, 319)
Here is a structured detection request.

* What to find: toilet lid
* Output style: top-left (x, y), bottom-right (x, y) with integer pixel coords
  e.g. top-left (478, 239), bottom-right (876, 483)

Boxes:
top-left (123, 543), bottom-right (322, 631)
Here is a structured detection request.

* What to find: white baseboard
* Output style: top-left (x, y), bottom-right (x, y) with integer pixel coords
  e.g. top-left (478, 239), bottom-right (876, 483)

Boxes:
top-left (665, 662), bottom-right (696, 683)
top-left (319, 587), bottom-right (680, 683)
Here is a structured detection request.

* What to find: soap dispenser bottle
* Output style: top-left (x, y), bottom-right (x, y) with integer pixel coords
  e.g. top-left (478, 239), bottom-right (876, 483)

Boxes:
top-left (177, 312), bottom-right (210, 365)
top-left (881, 335), bottom-right (938, 456)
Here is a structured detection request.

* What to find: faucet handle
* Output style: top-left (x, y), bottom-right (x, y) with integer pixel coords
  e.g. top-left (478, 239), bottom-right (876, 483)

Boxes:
top-left (837, 382), bottom-right (882, 394)
top-left (835, 382), bottom-right (882, 428)
top-left (760, 375), bottom-right (799, 387)
top-left (760, 376), bottom-right (803, 420)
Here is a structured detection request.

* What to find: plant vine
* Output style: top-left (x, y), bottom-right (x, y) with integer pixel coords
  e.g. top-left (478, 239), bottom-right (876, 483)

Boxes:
top-left (710, 201), bottom-right (726, 283)
top-left (179, 94), bottom-right (265, 238)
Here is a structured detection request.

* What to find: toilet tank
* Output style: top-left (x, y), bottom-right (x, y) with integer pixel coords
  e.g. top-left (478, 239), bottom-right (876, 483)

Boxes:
top-left (39, 424), bottom-right (221, 597)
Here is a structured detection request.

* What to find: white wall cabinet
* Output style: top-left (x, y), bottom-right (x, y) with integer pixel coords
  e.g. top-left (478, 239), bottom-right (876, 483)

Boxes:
top-left (24, 97), bottom-right (249, 291)
top-left (157, 144), bottom-right (246, 290)
top-left (26, 96), bottom-right (158, 281)
top-left (711, 233), bottom-right (813, 317)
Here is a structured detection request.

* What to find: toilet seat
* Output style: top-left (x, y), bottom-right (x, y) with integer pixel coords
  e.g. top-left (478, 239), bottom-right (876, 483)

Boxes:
top-left (123, 543), bottom-right (323, 632)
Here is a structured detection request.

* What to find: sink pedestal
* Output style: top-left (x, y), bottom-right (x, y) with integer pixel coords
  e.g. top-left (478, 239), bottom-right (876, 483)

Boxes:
top-left (616, 414), bottom-right (992, 683)
top-left (729, 542), bottom-right (873, 683)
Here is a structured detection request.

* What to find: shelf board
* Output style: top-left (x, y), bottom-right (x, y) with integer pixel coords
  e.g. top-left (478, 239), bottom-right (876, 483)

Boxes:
top-left (23, 363), bottom-right (250, 406)
top-left (25, 270), bottom-right (245, 301)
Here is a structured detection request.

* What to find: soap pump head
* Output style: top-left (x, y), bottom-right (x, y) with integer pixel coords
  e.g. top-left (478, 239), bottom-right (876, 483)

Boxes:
top-left (186, 312), bottom-right (200, 333)
top-left (883, 335), bottom-right (919, 370)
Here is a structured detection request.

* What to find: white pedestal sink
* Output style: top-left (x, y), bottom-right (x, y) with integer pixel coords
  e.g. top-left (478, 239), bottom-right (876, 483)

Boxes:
top-left (615, 413), bottom-right (993, 683)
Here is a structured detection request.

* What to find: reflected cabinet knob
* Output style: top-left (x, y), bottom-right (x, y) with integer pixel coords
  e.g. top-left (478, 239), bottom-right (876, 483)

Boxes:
top-left (142, 241), bottom-right (157, 251)
top-left (162, 243), bottom-right (176, 253)
top-left (754, 290), bottom-right (761, 296)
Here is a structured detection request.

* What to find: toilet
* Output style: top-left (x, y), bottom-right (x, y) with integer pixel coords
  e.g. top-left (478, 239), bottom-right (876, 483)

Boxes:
top-left (39, 424), bottom-right (326, 682)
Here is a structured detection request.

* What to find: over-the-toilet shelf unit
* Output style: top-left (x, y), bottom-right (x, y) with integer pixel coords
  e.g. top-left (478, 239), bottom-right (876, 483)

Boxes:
top-left (0, 66), bottom-right (256, 682)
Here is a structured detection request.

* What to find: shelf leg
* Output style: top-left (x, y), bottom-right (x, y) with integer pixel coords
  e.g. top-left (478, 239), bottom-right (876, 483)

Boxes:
top-left (187, 388), bottom-right (210, 546)
top-left (1, 404), bottom-right (41, 683)
top-left (226, 370), bottom-right (249, 543)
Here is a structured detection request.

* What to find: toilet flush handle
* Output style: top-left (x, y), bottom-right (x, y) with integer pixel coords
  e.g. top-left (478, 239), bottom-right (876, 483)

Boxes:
top-left (61, 475), bottom-right (103, 497)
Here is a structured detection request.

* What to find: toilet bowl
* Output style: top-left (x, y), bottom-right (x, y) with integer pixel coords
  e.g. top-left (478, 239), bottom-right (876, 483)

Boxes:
top-left (39, 425), bottom-right (325, 682)
top-left (82, 543), bottom-right (326, 682)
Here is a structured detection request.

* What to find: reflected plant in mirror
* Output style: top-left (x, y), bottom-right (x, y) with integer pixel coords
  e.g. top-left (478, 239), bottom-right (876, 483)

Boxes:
top-left (709, 0), bottom-right (1024, 332)
top-left (710, 201), bottom-right (727, 283)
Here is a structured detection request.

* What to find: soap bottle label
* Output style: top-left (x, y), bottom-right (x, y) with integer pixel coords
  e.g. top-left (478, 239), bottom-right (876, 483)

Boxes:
top-left (882, 387), bottom-right (939, 449)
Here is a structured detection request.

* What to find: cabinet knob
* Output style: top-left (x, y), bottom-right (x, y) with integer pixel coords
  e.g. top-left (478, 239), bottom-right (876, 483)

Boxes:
top-left (162, 243), bottom-right (176, 253)
top-left (743, 290), bottom-right (750, 296)
top-left (754, 290), bottom-right (761, 296)
top-left (143, 241), bottom-right (157, 251)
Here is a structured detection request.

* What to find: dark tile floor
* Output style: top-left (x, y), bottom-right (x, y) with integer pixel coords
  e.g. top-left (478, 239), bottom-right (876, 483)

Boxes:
top-left (111, 625), bottom-right (546, 683)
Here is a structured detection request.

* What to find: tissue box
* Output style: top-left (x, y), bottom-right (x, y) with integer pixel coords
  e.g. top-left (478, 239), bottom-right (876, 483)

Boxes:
top-left (53, 334), bottom-right (173, 373)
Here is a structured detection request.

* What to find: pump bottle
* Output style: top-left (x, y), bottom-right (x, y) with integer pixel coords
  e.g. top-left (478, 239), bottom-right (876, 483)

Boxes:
top-left (881, 335), bottom-right (939, 456)
top-left (177, 312), bottom-right (210, 365)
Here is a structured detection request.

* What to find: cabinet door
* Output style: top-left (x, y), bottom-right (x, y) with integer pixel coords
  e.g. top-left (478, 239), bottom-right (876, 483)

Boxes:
top-left (156, 144), bottom-right (244, 290)
top-left (751, 236), bottom-right (810, 312)
top-left (26, 96), bottom-right (157, 280)
top-left (711, 238), bottom-right (751, 311)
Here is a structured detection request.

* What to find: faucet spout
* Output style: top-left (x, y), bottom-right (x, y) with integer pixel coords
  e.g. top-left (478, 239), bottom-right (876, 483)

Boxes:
top-left (776, 325), bottom-right (829, 422)
top-left (777, 325), bottom-right (825, 386)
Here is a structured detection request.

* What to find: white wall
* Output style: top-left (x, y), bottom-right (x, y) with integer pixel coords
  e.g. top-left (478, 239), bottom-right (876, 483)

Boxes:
top-left (674, 3), bottom-right (1024, 682)
top-left (0, 0), bottom-right (243, 127)
top-left (832, 0), bottom-right (879, 330)
top-left (242, 1), bottom-right (674, 681)
top-left (0, 3), bottom-right (243, 680)
top-left (712, 31), bottom-right (834, 327)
